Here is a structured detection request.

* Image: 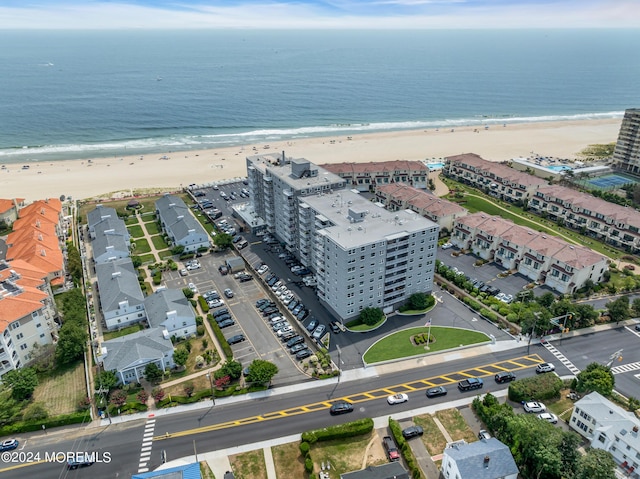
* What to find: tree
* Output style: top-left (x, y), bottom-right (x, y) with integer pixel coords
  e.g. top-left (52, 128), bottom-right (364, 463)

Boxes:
top-left (55, 323), bottom-right (88, 365)
top-left (632, 298), bottom-right (640, 317)
top-left (215, 375), bottom-right (231, 389)
top-left (173, 348), bottom-right (189, 368)
top-left (3, 367), bottom-right (38, 400)
top-left (575, 448), bottom-right (616, 479)
top-left (359, 307), bottom-right (384, 326)
top-left (182, 288), bottom-right (194, 299)
top-left (95, 370), bottom-right (119, 392)
top-left (558, 432), bottom-right (581, 479)
top-left (606, 296), bottom-right (630, 323)
top-left (407, 292), bottom-right (435, 310)
top-left (215, 360), bottom-right (243, 380)
top-left (144, 363), bottom-right (163, 383)
top-left (109, 389), bottom-right (127, 407)
top-left (213, 233), bottom-right (233, 250)
top-left (536, 292), bottom-right (556, 309)
top-left (170, 245), bottom-right (185, 255)
top-left (246, 359), bottom-right (278, 385)
top-left (575, 362), bottom-right (615, 396)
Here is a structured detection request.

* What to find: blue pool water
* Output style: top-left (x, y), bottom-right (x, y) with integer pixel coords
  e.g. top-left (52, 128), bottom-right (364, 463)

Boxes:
top-left (546, 165), bottom-right (573, 172)
top-left (427, 163), bottom-right (445, 171)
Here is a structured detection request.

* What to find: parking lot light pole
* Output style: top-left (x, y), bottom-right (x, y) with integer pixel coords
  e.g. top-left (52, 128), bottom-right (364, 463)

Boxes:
top-left (206, 372), bottom-right (216, 405)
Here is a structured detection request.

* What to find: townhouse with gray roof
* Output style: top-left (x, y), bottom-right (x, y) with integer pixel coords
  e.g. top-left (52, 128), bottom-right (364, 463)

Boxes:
top-left (95, 258), bottom-right (146, 330)
top-left (441, 438), bottom-right (519, 479)
top-left (100, 328), bottom-right (174, 385)
top-left (452, 213), bottom-right (608, 294)
top-left (569, 391), bottom-right (640, 478)
top-left (341, 462), bottom-right (409, 479)
top-left (87, 205), bottom-right (120, 239)
top-left (528, 184), bottom-right (640, 254)
top-left (444, 153), bottom-right (548, 204)
top-left (323, 160), bottom-right (429, 192)
top-left (144, 287), bottom-right (197, 339)
top-left (92, 220), bottom-right (131, 264)
top-left (155, 194), bottom-right (209, 253)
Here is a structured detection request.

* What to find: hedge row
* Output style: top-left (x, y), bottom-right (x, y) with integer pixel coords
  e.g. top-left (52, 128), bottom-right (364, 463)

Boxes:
top-left (156, 384), bottom-right (268, 408)
top-left (301, 417), bottom-right (373, 444)
top-left (389, 418), bottom-right (424, 479)
top-left (208, 314), bottom-right (233, 359)
top-left (198, 295), bottom-right (210, 313)
top-left (462, 296), bottom-right (483, 312)
top-left (508, 373), bottom-right (564, 403)
top-left (0, 411), bottom-right (91, 435)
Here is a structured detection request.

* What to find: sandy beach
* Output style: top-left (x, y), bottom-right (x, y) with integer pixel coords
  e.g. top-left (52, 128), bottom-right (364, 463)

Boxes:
top-left (0, 118), bottom-right (622, 202)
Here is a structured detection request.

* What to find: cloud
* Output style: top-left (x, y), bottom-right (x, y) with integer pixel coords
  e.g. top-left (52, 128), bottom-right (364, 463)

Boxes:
top-left (1, 0), bottom-right (639, 29)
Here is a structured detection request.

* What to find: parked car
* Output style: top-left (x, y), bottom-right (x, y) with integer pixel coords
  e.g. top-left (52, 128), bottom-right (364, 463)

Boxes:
top-left (402, 426), bottom-right (424, 439)
top-left (188, 283), bottom-right (198, 293)
top-left (179, 269), bottom-right (188, 276)
top-left (312, 324), bottom-right (326, 340)
top-left (226, 334), bottom-right (245, 345)
top-left (537, 412), bottom-right (558, 424)
top-left (218, 265), bottom-right (229, 275)
top-left (217, 318), bottom-right (235, 329)
top-left (329, 401), bottom-right (353, 415)
top-left (425, 386), bottom-right (448, 398)
top-left (208, 299), bottom-right (225, 308)
top-left (387, 393), bottom-right (409, 405)
top-left (296, 309), bottom-right (309, 321)
top-left (279, 331), bottom-right (297, 342)
top-left (213, 308), bottom-right (229, 317)
top-left (383, 436), bottom-right (400, 462)
top-left (290, 343), bottom-right (307, 354)
top-left (305, 318), bottom-right (319, 332)
top-left (523, 401), bottom-right (546, 413)
top-left (536, 362), bottom-right (555, 374)
top-left (257, 264), bottom-right (269, 274)
top-left (224, 288), bottom-right (234, 298)
top-left (478, 430), bottom-right (491, 440)
top-left (329, 321), bottom-right (341, 334)
top-left (239, 274), bottom-right (254, 282)
top-left (255, 298), bottom-right (269, 307)
top-left (287, 300), bottom-right (299, 311)
top-left (441, 242), bottom-right (453, 249)
top-left (495, 371), bottom-right (517, 383)
top-left (296, 349), bottom-right (312, 360)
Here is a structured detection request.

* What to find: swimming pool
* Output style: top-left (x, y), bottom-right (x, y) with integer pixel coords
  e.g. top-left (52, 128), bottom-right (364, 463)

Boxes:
top-left (545, 165), bottom-right (572, 172)
top-left (427, 162), bottom-right (445, 171)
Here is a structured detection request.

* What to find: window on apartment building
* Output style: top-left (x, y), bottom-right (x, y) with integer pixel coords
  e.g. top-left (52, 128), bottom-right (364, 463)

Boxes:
top-left (40, 333), bottom-right (45, 338)
top-left (36, 323), bottom-right (42, 328)
top-left (598, 433), bottom-right (606, 443)
top-left (20, 344), bottom-right (28, 350)
top-left (10, 322), bottom-right (20, 330)
top-left (138, 313), bottom-right (144, 318)
top-left (16, 333), bottom-right (24, 340)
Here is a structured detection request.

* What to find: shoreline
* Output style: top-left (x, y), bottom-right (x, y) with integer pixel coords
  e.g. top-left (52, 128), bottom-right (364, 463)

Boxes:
top-left (0, 118), bottom-right (622, 202)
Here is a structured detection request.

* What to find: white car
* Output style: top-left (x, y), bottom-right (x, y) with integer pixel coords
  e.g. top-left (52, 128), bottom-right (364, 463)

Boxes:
top-left (257, 265), bottom-right (269, 275)
top-left (441, 243), bottom-right (453, 249)
top-left (208, 299), bottom-right (225, 308)
top-left (387, 393), bottom-right (409, 405)
top-left (179, 269), bottom-right (188, 276)
top-left (523, 401), bottom-right (546, 413)
top-left (277, 326), bottom-right (293, 336)
top-left (188, 283), bottom-right (198, 293)
top-left (537, 412), bottom-right (558, 424)
top-left (536, 363), bottom-right (556, 374)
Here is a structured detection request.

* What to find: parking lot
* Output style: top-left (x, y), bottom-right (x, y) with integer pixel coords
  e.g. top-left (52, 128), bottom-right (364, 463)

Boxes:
top-left (437, 246), bottom-right (532, 297)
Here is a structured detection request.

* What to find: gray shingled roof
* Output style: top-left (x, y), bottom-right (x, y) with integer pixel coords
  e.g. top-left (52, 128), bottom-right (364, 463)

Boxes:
top-left (144, 288), bottom-right (195, 330)
top-left (155, 195), bottom-right (207, 243)
top-left (93, 228), bottom-right (130, 262)
top-left (341, 462), bottom-right (409, 479)
top-left (95, 258), bottom-right (144, 312)
top-left (87, 205), bottom-right (118, 231)
top-left (102, 328), bottom-right (173, 373)
top-left (445, 438), bottom-right (519, 479)
top-left (93, 216), bottom-right (129, 240)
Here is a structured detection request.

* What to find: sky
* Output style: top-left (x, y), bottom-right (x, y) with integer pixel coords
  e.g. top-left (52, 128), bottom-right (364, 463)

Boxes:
top-left (1, 0), bottom-right (639, 30)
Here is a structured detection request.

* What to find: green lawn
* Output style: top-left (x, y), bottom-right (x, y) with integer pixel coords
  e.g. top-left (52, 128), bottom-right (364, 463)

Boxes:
top-left (138, 253), bottom-right (156, 264)
top-left (151, 235), bottom-right (169, 250)
top-left (128, 225), bottom-right (145, 238)
top-left (103, 323), bottom-right (145, 341)
top-left (125, 216), bottom-right (140, 226)
top-left (363, 326), bottom-right (489, 364)
top-left (133, 238), bottom-right (152, 254)
top-left (345, 317), bottom-right (386, 331)
top-left (144, 221), bottom-right (161, 235)
top-left (158, 250), bottom-right (174, 259)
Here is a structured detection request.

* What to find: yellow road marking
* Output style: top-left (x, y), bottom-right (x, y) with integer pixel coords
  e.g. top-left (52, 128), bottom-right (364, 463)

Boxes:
top-left (153, 354), bottom-right (544, 441)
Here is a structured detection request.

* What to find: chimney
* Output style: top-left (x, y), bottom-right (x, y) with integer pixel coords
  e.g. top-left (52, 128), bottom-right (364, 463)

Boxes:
top-left (484, 456), bottom-right (490, 468)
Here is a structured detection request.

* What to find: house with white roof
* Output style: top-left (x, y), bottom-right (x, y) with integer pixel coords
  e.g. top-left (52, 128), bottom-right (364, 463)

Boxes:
top-left (569, 391), bottom-right (640, 478)
top-left (441, 438), bottom-right (519, 479)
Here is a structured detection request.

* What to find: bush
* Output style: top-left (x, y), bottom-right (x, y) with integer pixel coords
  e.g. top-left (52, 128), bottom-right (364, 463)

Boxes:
top-left (301, 417), bottom-right (374, 444)
top-left (0, 411), bottom-right (90, 435)
top-left (197, 296), bottom-right (210, 313)
top-left (508, 374), bottom-right (564, 403)
top-left (389, 418), bottom-right (423, 479)
top-left (299, 441), bottom-right (310, 455)
top-left (304, 457), bottom-right (314, 473)
top-left (208, 315), bottom-right (233, 359)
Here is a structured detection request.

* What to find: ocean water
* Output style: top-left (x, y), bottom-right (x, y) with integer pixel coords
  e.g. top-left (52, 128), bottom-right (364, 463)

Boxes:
top-left (1, 29), bottom-right (638, 164)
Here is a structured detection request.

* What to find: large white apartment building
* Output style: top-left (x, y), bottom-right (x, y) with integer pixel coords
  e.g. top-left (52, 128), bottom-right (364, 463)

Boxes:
top-left (246, 153), bottom-right (439, 320)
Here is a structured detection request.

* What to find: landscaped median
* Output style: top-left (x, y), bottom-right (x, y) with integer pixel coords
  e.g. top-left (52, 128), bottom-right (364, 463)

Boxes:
top-left (362, 326), bottom-right (491, 365)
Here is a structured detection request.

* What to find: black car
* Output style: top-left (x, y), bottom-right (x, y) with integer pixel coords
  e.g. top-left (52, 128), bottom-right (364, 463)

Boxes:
top-left (295, 268), bottom-right (311, 276)
top-left (240, 275), bottom-right (254, 282)
top-left (287, 300), bottom-right (299, 311)
top-left (305, 318), bottom-right (319, 332)
top-left (215, 313), bottom-right (232, 323)
top-left (213, 308), bottom-right (229, 317)
top-left (227, 334), bottom-right (245, 345)
top-left (279, 331), bottom-right (297, 342)
top-left (329, 401), bottom-right (354, 415)
top-left (426, 386), bottom-right (448, 398)
top-left (495, 371), bottom-right (516, 383)
top-left (290, 343), bottom-right (307, 354)
top-left (296, 349), bottom-right (312, 360)
top-left (256, 298), bottom-right (269, 307)
top-left (296, 309), bottom-right (309, 321)
top-left (402, 426), bottom-right (424, 439)
top-left (286, 335), bottom-right (304, 348)
top-left (329, 321), bottom-right (341, 334)
top-left (232, 235), bottom-right (243, 243)
top-left (217, 318), bottom-right (235, 329)
top-left (259, 302), bottom-right (275, 311)
top-left (262, 307), bottom-right (278, 316)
